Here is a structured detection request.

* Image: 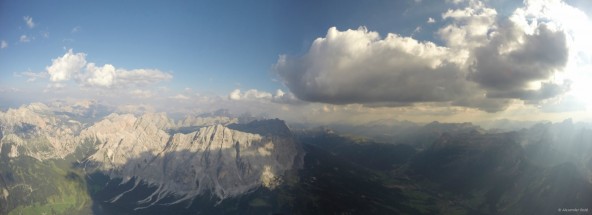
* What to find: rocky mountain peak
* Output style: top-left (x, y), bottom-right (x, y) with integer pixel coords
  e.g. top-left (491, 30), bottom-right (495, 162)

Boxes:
top-left (1, 104), bottom-right (303, 208)
top-left (137, 112), bottom-right (174, 130)
top-left (77, 113), bottom-right (303, 203)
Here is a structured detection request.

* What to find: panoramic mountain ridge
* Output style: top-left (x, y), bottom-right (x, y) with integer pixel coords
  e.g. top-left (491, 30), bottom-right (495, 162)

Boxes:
top-left (0, 104), bottom-right (303, 214)
top-left (1, 102), bottom-right (592, 214)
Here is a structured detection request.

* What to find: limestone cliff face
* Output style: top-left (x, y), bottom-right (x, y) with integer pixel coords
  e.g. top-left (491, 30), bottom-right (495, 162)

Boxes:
top-left (0, 104), bottom-right (303, 204)
top-left (82, 113), bottom-right (173, 169)
top-left (81, 113), bottom-right (302, 203)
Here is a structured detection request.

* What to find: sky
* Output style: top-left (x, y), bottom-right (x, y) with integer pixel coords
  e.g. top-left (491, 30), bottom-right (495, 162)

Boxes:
top-left (2, 0), bottom-right (592, 124)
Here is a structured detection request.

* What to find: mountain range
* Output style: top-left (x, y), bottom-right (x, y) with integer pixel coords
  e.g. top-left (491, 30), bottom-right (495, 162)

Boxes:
top-left (1, 102), bottom-right (591, 214)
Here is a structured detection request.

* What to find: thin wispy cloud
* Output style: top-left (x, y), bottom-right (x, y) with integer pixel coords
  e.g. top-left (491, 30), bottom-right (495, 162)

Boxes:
top-left (41, 31), bottom-right (49, 38)
top-left (170, 94), bottom-right (190, 100)
top-left (23, 16), bottom-right (35, 28)
top-left (0, 40), bottom-right (7, 49)
top-left (130, 89), bottom-right (155, 99)
top-left (71, 26), bottom-right (81, 33)
top-left (19, 35), bottom-right (31, 43)
top-left (14, 71), bottom-right (48, 82)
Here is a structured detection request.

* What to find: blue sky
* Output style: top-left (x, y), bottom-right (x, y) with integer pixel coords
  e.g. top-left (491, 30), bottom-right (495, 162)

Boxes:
top-left (1, 0), bottom-right (435, 93)
top-left (2, 0), bottom-right (592, 124)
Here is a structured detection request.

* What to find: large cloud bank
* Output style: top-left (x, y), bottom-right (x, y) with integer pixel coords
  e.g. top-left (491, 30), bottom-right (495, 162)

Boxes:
top-left (274, 0), bottom-right (580, 112)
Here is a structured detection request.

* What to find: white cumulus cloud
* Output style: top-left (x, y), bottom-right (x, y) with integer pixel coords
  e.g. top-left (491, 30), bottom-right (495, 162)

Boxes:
top-left (274, 26), bottom-right (475, 105)
top-left (228, 89), bottom-right (302, 104)
top-left (229, 89), bottom-right (242, 100)
top-left (438, 1), bottom-right (569, 101)
top-left (46, 49), bottom-right (87, 82)
top-left (274, 0), bottom-right (582, 112)
top-left (228, 89), bottom-right (272, 100)
top-left (43, 49), bottom-right (172, 89)
top-left (85, 63), bottom-right (116, 87)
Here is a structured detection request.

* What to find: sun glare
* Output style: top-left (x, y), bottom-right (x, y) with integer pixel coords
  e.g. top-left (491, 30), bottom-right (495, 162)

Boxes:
top-left (542, 1), bottom-right (592, 111)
